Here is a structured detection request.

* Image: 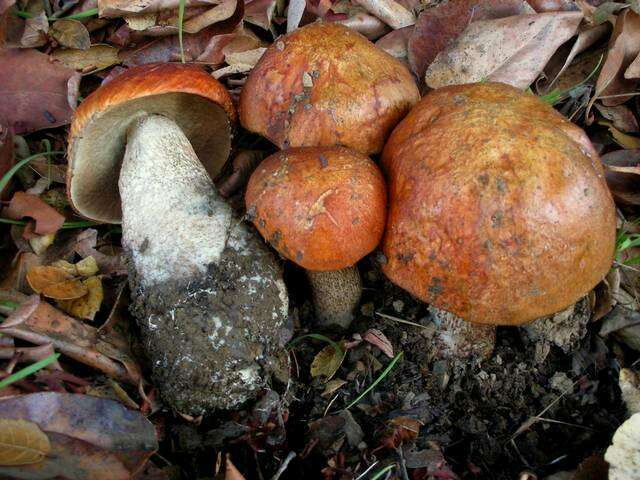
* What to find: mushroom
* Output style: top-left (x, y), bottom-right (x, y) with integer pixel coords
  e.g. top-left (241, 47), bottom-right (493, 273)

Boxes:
top-left (381, 82), bottom-right (616, 358)
top-left (605, 413), bottom-right (640, 480)
top-left (239, 21), bottom-right (420, 156)
top-left (67, 64), bottom-right (290, 415)
top-left (245, 146), bottom-right (387, 328)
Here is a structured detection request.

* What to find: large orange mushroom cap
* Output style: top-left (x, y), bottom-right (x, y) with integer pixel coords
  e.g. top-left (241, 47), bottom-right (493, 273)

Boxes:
top-left (239, 22), bottom-right (420, 156)
top-left (245, 146), bottom-right (387, 271)
top-left (382, 82), bottom-right (616, 326)
top-left (67, 63), bottom-right (236, 224)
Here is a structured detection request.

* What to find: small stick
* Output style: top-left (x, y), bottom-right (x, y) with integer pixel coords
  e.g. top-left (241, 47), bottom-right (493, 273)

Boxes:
top-left (352, 0), bottom-right (415, 29)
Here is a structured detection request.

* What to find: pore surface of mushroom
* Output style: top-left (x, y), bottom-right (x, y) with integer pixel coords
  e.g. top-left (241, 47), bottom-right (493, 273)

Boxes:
top-left (67, 64), bottom-right (290, 414)
top-left (239, 21), bottom-right (420, 156)
top-left (246, 146), bottom-right (386, 327)
top-left (382, 82), bottom-right (616, 326)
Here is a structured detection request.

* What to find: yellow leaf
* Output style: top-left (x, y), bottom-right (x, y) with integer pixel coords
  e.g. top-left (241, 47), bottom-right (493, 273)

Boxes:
top-left (58, 276), bottom-right (104, 320)
top-left (26, 266), bottom-right (88, 300)
top-left (0, 419), bottom-right (50, 466)
top-left (50, 19), bottom-right (90, 50)
top-left (610, 126), bottom-right (640, 149)
top-left (310, 345), bottom-right (344, 382)
top-left (321, 378), bottom-right (347, 397)
top-left (75, 257), bottom-right (99, 277)
top-left (51, 44), bottom-right (121, 73)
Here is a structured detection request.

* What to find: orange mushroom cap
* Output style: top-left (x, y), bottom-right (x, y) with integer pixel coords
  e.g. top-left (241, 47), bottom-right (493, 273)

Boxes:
top-left (382, 82), bottom-right (616, 326)
top-left (67, 63), bottom-right (236, 223)
top-left (239, 22), bottom-right (420, 156)
top-left (245, 146), bottom-right (387, 271)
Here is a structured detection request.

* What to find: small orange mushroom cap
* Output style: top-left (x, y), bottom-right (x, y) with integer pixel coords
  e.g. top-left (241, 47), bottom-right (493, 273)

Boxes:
top-left (67, 63), bottom-right (236, 224)
top-left (245, 146), bottom-right (387, 271)
top-left (239, 22), bottom-right (420, 156)
top-left (382, 82), bottom-right (616, 326)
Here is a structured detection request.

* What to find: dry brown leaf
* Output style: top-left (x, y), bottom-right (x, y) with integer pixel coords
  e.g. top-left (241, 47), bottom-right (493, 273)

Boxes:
top-left (335, 12), bottom-right (390, 40)
top-left (0, 419), bottom-right (50, 466)
top-left (595, 103), bottom-right (639, 132)
top-left (124, 12), bottom-right (157, 30)
top-left (58, 276), bottom-right (104, 321)
top-left (216, 150), bottom-right (265, 197)
top-left (593, 9), bottom-right (640, 107)
top-left (52, 44), bottom-right (121, 73)
top-left (244, 0), bottom-right (276, 29)
top-left (310, 344), bottom-right (344, 382)
top-left (321, 378), bottom-right (347, 398)
top-left (3, 192), bottom-right (65, 236)
top-left (526, 0), bottom-right (578, 11)
top-left (29, 233), bottom-right (56, 256)
top-left (20, 11), bottom-right (48, 48)
top-left (99, 0), bottom-right (220, 16)
top-left (601, 148), bottom-right (640, 205)
top-left (607, 124), bottom-right (640, 148)
top-left (425, 12), bottom-right (583, 89)
top-left (0, 49), bottom-right (80, 134)
top-left (183, 0), bottom-right (237, 33)
top-left (26, 266), bottom-right (87, 300)
top-left (50, 19), bottom-right (91, 50)
top-left (225, 47), bottom-right (266, 66)
top-left (375, 26), bottom-right (412, 60)
top-left (363, 328), bottom-right (394, 358)
top-left (51, 256), bottom-right (99, 277)
top-left (407, 0), bottom-right (535, 79)
top-left (0, 393), bottom-right (157, 479)
top-left (353, 0), bottom-right (415, 29)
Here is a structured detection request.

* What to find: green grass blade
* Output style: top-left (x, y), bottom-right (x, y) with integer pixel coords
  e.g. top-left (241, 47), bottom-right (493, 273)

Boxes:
top-left (13, 7), bottom-right (98, 20)
top-left (0, 151), bottom-right (64, 194)
top-left (0, 218), bottom-right (100, 229)
top-left (178, 0), bottom-right (186, 63)
top-left (0, 300), bottom-right (19, 311)
top-left (370, 464), bottom-right (395, 480)
top-left (0, 353), bottom-right (60, 389)
top-left (344, 351), bottom-right (403, 411)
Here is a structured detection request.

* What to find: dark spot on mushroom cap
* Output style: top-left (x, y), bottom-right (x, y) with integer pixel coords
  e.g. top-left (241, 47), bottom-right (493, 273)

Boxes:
top-left (496, 177), bottom-right (507, 192)
top-left (428, 277), bottom-right (444, 297)
top-left (376, 251), bottom-right (388, 265)
top-left (477, 174), bottom-right (489, 187)
top-left (296, 250), bottom-right (303, 262)
top-left (246, 206), bottom-right (257, 221)
top-left (258, 218), bottom-right (266, 228)
top-left (271, 230), bottom-right (282, 246)
top-left (352, 217), bottom-right (360, 225)
top-left (396, 252), bottom-right (414, 264)
top-left (319, 154), bottom-right (328, 168)
top-left (491, 211), bottom-right (504, 228)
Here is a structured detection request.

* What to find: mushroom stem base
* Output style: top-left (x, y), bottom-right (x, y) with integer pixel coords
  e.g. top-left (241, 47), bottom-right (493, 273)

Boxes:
top-left (306, 266), bottom-right (361, 329)
top-left (429, 306), bottom-right (496, 360)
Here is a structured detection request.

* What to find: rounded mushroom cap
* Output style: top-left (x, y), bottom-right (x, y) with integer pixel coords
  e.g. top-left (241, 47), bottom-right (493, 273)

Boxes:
top-left (382, 82), bottom-right (616, 326)
top-left (239, 22), bottom-right (420, 156)
top-left (67, 63), bottom-right (236, 223)
top-left (245, 146), bottom-right (387, 271)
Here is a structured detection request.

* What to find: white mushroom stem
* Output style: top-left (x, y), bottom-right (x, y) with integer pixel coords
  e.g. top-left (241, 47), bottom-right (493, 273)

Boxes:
top-left (119, 114), bottom-right (232, 289)
top-left (306, 266), bottom-right (362, 329)
top-left (429, 306), bottom-right (496, 360)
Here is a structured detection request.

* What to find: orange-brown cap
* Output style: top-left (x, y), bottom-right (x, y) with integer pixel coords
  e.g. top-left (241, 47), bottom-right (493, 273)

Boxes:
top-left (245, 146), bottom-right (387, 271)
top-left (239, 22), bottom-right (420, 156)
top-left (382, 82), bottom-right (616, 326)
top-left (67, 63), bottom-right (236, 223)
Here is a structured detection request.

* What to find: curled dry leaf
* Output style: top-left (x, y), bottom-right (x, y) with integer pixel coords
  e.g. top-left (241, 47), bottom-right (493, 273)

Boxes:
top-left (183, 0), bottom-right (238, 33)
top-left (58, 276), bottom-right (104, 321)
top-left (99, 0), bottom-right (220, 16)
top-left (51, 257), bottom-right (99, 278)
top-left (336, 13), bottom-right (390, 40)
top-left (216, 150), bottom-right (265, 197)
top-left (20, 11), bottom-right (48, 48)
top-left (52, 44), bottom-right (121, 73)
top-left (310, 344), bottom-right (344, 382)
top-left (407, 0), bottom-right (535, 79)
top-left (3, 192), bottom-right (65, 236)
top-left (353, 0), bottom-right (415, 29)
top-left (26, 266), bottom-right (88, 300)
top-left (0, 49), bottom-right (80, 134)
top-left (425, 12), bottom-right (583, 90)
top-left (593, 9), bottom-right (640, 107)
top-left (595, 103), bottom-right (639, 132)
top-left (0, 392), bottom-right (157, 480)
top-left (378, 416), bottom-right (422, 450)
top-left (363, 328), bottom-right (394, 358)
top-left (601, 148), bottom-right (640, 205)
top-left (50, 19), bottom-right (91, 50)
top-left (526, 0), bottom-right (579, 11)
top-left (244, 0), bottom-right (276, 30)
top-left (0, 419), bottom-right (50, 466)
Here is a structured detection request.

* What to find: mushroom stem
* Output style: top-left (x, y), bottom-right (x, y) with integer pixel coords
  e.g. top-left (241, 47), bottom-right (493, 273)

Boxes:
top-left (306, 266), bottom-right (362, 329)
top-left (429, 306), bottom-right (496, 360)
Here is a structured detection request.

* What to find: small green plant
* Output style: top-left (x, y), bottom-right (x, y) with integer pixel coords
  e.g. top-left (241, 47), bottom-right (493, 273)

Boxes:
top-left (344, 351), bottom-right (403, 411)
top-left (539, 54), bottom-right (604, 106)
top-left (178, 0), bottom-right (186, 63)
top-left (13, 8), bottom-right (99, 21)
top-left (615, 227), bottom-right (640, 265)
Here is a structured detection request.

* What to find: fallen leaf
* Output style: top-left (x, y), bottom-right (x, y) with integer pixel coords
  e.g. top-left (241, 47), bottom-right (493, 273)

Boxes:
top-left (0, 392), bottom-right (157, 479)
top-left (212, 62), bottom-right (253, 78)
top-left (3, 192), bottom-right (65, 236)
top-left (336, 12), bottom-right (390, 40)
top-left (592, 9), bottom-right (640, 107)
top-left (50, 19), bottom-right (91, 50)
top-left (52, 44), bottom-right (121, 73)
top-left (73, 229), bottom-right (127, 276)
top-left (26, 266), bottom-right (88, 300)
top-left (58, 276), bottom-right (104, 321)
top-left (407, 0), bottom-right (535, 79)
top-left (216, 150), bottom-right (265, 197)
top-left (183, 0), bottom-right (238, 33)
top-left (0, 49), bottom-right (81, 134)
top-left (51, 257), bottom-right (99, 277)
top-left (363, 328), bottom-right (394, 358)
top-left (607, 123), bottom-right (640, 148)
top-left (425, 12), bottom-right (583, 89)
top-left (526, 0), bottom-right (579, 11)
top-left (124, 12), bottom-right (157, 30)
top-left (375, 25), bottom-right (412, 60)
top-left (0, 290), bottom-right (142, 384)
top-left (99, 0), bottom-right (220, 16)
top-left (0, 419), bottom-right (50, 466)
top-left (244, 0), bottom-right (276, 29)
top-left (29, 233), bottom-right (56, 256)
top-left (225, 46), bottom-right (266, 66)
top-left (225, 456), bottom-right (246, 480)
top-left (600, 305), bottom-right (640, 351)
top-left (310, 344), bottom-right (344, 382)
top-left (20, 11), bottom-right (48, 48)
top-left (321, 378), bottom-right (347, 398)
top-left (601, 148), bottom-right (640, 205)
top-left (376, 416), bottom-right (422, 451)
top-left (595, 103), bottom-right (639, 132)
top-left (353, 0), bottom-right (415, 29)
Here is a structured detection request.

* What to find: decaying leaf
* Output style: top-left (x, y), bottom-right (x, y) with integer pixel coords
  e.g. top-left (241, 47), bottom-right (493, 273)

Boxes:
top-left (244, 0), bottom-right (276, 30)
top-left (20, 11), bottom-right (48, 48)
top-left (407, 0), bottom-right (535, 79)
top-left (0, 49), bottom-right (80, 134)
top-left (216, 150), bottom-right (265, 197)
top-left (593, 9), bottom-right (640, 107)
top-left (183, 0), bottom-right (237, 33)
top-left (3, 192), bottom-right (65, 236)
top-left (51, 257), bottom-right (99, 277)
top-left (377, 416), bottom-right (422, 450)
top-left (363, 328), bottom-right (394, 358)
top-left (50, 19), bottom-right (91, 50)
top-left (58, 276), bottom-right (104, 320)
top-left (99, 0), bottom-right (221, 16)
top-left (26, 266), bottom-right (88, 300)
top-left (52, 44), bottom-right (121, 73)
top-left (336, 12), bottom-right (390, 40)
top-left (310, 344), bottom-right (344, 382)
top-left (425, 12), bottom-right (583, 90)
top-left (0, 419), bottom-right (50, 466)
top-left (601, 148), bottom-right (640, 205)
top-left (321, 378), bottom-right (347, 398)
top-left (0, 392), bottom-right (157, 480)
top-left (595, 103), bottom-right (639, 132)
top-left (375, 25), bottom-right (412, 60)
top-left (605, 413), bottom-right (640, 480)
top-left (352, 0), bottom-right (415, 29)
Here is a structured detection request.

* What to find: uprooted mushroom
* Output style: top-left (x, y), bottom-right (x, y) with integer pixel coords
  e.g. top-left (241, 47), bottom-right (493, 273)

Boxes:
top-left (67, 63), bottom-right (290, 415)
top-left (381, 82), bottom-right (616, 359)
top-left (245, 146), bottom-right (387, 328)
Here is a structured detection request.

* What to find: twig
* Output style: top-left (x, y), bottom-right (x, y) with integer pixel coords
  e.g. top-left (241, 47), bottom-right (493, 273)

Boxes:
top-left (375, 312), bottom-right (429, 330)
top-left (270, 451), bottom-right (296, 480)
top-left (354, 461), bottom-right (378, 480)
